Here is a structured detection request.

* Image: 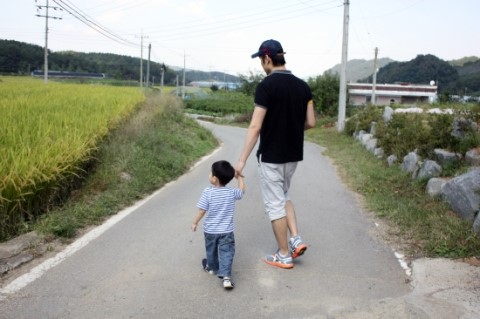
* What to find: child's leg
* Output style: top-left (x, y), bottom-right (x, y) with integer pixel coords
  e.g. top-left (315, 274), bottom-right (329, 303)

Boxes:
top-left (204, 233), bottom-right (220, 272)
top-left (217, 232), bottom-right (235, 278)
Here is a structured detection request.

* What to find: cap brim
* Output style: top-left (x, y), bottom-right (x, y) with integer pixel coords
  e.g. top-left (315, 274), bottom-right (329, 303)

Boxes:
top-left (251, 52), bottom-right (261, 59)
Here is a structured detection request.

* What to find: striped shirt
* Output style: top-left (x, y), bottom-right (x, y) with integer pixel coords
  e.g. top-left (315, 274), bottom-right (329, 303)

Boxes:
top-left (197, 186), bottom-right (243, 234)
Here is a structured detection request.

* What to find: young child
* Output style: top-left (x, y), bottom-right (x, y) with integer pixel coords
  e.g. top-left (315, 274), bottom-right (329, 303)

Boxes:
top-left (191, 160), bottom-right (245, 289)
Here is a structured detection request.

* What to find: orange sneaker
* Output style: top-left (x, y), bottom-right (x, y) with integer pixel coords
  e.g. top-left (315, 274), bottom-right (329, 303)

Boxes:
top-left (290, 236), bottom-right (307, 259)
top-left (264, 252), bottom-right (294, 269)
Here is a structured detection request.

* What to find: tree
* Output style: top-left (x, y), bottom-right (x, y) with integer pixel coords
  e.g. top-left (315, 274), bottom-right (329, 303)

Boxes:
top-left (307, 72), bottom-right (340, 116)
top-left (238, 71), bottom-right (264, 96)
top-left (361, 54), bottom-right (459, 93)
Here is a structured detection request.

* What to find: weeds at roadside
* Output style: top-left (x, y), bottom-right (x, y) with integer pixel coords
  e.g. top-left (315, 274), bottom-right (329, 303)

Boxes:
top-left (35, 94), bottom-right (218, 240)
top-left (306, 125), bottom-right (480, 258)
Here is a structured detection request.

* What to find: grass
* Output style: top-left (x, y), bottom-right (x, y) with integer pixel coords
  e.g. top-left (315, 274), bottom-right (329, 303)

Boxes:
top-left (306, 125), bottom-right (480, 258)
top-left (33, 93), bottom-right (218, 240)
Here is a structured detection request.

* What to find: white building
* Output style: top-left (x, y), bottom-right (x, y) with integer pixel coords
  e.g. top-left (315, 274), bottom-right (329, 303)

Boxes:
top-left (348, 82), bottom-right (438, 106)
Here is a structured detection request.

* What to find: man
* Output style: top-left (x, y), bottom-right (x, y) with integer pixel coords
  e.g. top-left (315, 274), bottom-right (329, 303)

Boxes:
top-left (235, 39), bottom-right (316, 269)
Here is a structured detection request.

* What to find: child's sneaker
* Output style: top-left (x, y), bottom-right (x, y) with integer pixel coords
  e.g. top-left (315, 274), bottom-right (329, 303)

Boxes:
top-left (289, 236), bottom-right (307, 259)
top-left (223, 277), bottom-right (234, 289)
top-left (264, 251), bottom-right (294, 269)
top-left (202, 258), bottom-right (215, 275)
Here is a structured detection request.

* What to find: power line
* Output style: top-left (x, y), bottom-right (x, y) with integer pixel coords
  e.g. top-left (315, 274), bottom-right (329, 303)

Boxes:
top-left (51, 0), bottom-right (139, 48)
top-left (143, 1), bottom-right (341, 42)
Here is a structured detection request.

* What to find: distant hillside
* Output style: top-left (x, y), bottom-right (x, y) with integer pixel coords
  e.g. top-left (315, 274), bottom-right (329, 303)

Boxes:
top-left (449, 56), bottom-right (480, 67)
top-left (0, 39), bottom-right (239, 85)
top-left (355, 54), bottom-right (480, 95)
top-left (445, 59), bottom-right (480, 95)
top-left (327, 58), bottom-right (394, 82)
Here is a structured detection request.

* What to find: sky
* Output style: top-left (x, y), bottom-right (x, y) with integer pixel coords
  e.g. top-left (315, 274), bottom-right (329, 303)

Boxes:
top-left (1, 0), bottom-right (479, 79)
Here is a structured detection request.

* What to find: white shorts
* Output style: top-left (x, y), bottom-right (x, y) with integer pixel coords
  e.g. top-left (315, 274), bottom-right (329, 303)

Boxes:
top-left (257, 160), bottom-right (298, 221)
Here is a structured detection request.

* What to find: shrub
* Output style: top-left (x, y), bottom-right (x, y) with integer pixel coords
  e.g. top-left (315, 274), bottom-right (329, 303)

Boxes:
top-left (307, 72), bottom-right (340, 116)
top-left (344, 105), bottom-right (383, 136)
top-left (350, 104), bottom-right (480, 162)
top-left (377, 113), bottom-right (428, 158)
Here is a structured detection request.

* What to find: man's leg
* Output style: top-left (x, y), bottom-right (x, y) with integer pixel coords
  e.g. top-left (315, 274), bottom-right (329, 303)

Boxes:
top-left (271, 216), bottom-right (289, 257)
top-left (258, 161), bottom-right (294, 268)
top-left (285, 200), bottom-right (298, 238)
top-left (265, 216), bottom-right (293, 268)
top-left (285, 201), bottom-right (307, 258)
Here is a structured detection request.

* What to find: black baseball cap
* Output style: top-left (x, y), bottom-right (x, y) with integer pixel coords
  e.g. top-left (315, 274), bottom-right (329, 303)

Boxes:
top-left (251, 39), bottom-right (286, 58)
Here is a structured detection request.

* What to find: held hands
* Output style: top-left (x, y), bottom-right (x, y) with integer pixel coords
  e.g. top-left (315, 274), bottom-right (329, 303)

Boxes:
top-left (235, 161), bottom-right (245, 178)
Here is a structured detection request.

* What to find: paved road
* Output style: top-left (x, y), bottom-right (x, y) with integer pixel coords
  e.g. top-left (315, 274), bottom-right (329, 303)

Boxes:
top-left (0, 122), bottom-right (414, 318)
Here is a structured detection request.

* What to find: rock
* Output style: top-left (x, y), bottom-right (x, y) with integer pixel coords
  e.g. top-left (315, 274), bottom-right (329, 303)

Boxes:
top-left (355, 130), bottom-right (366, 141)
top-left (465, 148), bottom-right (480, 166)
top-left (365, 138), bottom-right (377, 152)
top-left (0, 231), bottom-right (41, 259)
top-left (441, 168), bottom-right (480, 222)
top-left (387, 155), bottom-right (397, 166)
top-left (434, 149), bottom-right (461, 166)
top-left (360, 133), bottom-right (373, 145)
top-left (6, 252), bottom-right (34, 270)
top-left (0, 264), bottom-right (9, 276)
top-left (370, 121), bottom-right (377, 135)
top-left (395, 107), bottom-right (423, 113)
top-left (427, 108), bottom-right (453, 114)
top-left (120, 172), bottom-right (132, 181)
top-left (402, 151), bottom-right (421, 173)
top-left (382, 106), bottom-right (394, 122)
top-left (474, 214), bottom-right (480, 235)
top-left (416, 160), bottom-right (442, 180)
top-left (0, 231), bottom-right (43, 276)
top-left (374, 148), bottom-right (384, 158)
top-left (426, 178), bottom-right (448, 197)
top-left (451, 118), bottom-right (478, 138)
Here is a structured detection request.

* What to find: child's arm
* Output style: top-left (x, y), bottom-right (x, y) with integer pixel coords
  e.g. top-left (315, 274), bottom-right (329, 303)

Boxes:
top-left (236, 175), bottom-right (245, 194)
top-left (191, 209), bottom-right (206, 231)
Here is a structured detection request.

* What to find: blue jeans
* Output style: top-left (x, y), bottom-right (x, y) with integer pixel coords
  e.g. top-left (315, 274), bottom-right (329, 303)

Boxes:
top-left (204, 232), bottom-right (235, 278)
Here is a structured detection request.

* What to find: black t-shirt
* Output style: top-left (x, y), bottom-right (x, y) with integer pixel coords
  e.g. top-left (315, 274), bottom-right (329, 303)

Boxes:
top-left (254, 70), bottom-right (312, 164)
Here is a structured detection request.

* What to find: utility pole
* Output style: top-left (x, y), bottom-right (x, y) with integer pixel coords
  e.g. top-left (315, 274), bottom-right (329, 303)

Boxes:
top-left (182, 51), bottom-right (186, 99)
top-left (160, 65), bottom-right (165, 94)
top-left (176, 75), bottom-right (179, 96)
top-left (337, 0), bottom-right (350, 132)
top-left (146, 43), bottom-right (151, 89)
top-left (35, 0), bottom-right (62, 84)
top-left (136, 31), bottom-right (148, 88)
top-left (372, 47), bottom-right (378, 105)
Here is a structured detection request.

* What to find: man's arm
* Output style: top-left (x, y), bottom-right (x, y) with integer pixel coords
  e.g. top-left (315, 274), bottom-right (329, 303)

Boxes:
top-left (235, 106), bottom-right (266, 176)
top-left (305, 100), bottom-right (316, 130)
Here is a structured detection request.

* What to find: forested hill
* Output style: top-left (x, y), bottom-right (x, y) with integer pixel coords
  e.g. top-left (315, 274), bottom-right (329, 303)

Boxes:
top-left (359, 54), bottom-right (480, 96)
top-left (2, 39), bottom-right (478, 95)
top-left (0, 39), bottom-right (239, 85)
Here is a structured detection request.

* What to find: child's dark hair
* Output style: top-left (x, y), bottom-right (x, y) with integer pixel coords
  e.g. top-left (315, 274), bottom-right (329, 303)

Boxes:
top-left (211, 160), bottom-right (235, 186)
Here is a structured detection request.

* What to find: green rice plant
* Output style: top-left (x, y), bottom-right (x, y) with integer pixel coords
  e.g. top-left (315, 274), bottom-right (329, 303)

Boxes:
top-left (0, 76), bottom-right (144, 240)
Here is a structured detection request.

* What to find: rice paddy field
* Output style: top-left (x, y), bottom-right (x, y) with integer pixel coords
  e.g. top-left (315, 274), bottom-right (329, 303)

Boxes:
top-left (0, 76), bottom-right (145, 240)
